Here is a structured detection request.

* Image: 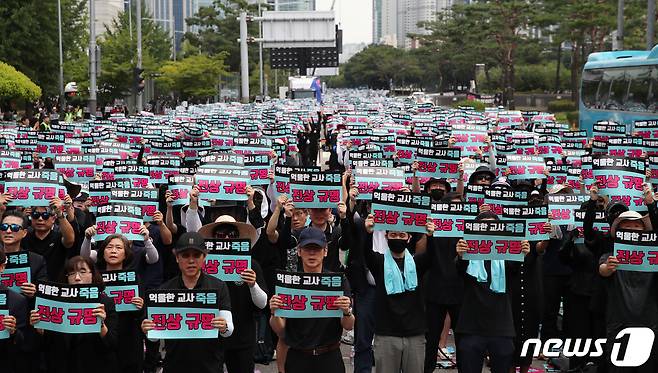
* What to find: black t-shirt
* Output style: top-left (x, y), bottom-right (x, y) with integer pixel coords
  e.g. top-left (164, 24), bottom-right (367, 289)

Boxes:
top-left (455, 259), bottom-right (517, 337)
top-left (159, 272), bottom-right (232, 373)
top-left (22, 229), bottom-right (75, 281)
top-left (224, 260), bottom-right (268, 349)
top-left (284, 270), bottom-right (350, 350)
top-left (424, 237), bottom-right (464, 305)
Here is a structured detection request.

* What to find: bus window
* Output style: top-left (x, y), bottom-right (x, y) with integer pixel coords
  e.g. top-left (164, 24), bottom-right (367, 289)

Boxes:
top-left (605, 68), bottom-right (628, 110)
top-left (626, 66), bottom-right (652, 112)
top-left (650, 67), bottom-right (658, 112)
top-left (581, 69), bottom-right (602, 108)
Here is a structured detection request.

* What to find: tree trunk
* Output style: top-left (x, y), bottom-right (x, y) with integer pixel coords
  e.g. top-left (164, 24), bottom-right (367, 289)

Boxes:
top-left (570, 42), bottom-right (579, 103)
top-left (508, 59), bottom-right (516, 109)
top-left (555, 42), bottom-right (562, 93)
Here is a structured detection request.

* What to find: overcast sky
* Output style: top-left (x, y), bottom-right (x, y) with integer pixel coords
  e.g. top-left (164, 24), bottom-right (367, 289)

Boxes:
top-left (316, 0), bottom-right (373, 45)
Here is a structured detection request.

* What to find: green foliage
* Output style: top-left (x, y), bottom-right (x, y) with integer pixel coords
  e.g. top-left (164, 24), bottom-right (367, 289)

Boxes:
top-left (0, 0), bottom-right (88, 98)
top-left (477, 62), bottom-right (570, 93)
top-left (341, 45), bottom-right (423, 89)
top-left (0, 62), bottom-right (42, 101)
top-left (547, 99), bottom-right (577, 113)
top-left (157, 54), bottom-right (229, 100)
top-left (452, 99), bottom-right (486, 112)
top-left (566, 111), bottom-right (579, 127)
top-left (97, 3), bottom-right (171, 103)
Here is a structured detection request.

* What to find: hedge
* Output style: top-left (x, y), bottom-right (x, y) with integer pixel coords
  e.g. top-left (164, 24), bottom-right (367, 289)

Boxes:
top-left (0, 61), bottom-right (41, 101)
top-left (547, 99), bottom-right (577, 113)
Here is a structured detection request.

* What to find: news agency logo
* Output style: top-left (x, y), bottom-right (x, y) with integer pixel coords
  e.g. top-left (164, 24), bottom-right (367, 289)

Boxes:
top-left (521, 327), bottom-right (655, 367)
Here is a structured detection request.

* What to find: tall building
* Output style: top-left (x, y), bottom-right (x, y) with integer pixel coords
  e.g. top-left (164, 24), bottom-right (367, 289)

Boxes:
top-left (94, 0), bottom-right (125, 35)
top-left (271, 0), bottom-right (315, 11)
top-left (373, 0), bottom-right (462, 49)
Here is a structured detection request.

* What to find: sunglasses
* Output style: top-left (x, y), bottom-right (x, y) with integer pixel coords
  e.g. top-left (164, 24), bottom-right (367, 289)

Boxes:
top-left (213, 231), bottom-right (239, 239)
top-left (477, 175), bottom-right (493, 182)
top-left (31, 211), bottom-right (53, 220)
top-left (0, 223), bottom-right (23, 232)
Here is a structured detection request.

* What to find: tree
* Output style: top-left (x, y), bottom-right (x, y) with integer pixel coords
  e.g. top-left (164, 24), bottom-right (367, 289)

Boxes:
top-left (0, 0), bottom-right (88, 98)
top-left (341, 45), bottom-right (423, 89)
top-left (96, 4), bottom-right (170, 104)
top-left (157, 53), bottom-right (229, 100)
top-left (0, 62), bottom-right (42, 109)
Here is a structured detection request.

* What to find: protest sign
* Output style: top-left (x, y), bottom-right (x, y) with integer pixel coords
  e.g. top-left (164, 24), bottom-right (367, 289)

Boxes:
top-left (573, 209), bottom-right (609, 244)
top-left (54, 155), bottom-right (97, 184)
top-left (101, 270), bottom-right (140, 312)
top-left (34, 282), bottom-right (102, 334)
top-left (592, 156), bottom-right (645, 209)
top-left (395, 136), bottom-right (433, 164)
top-left (1, 252), bottom-right (30, 294)
top-left (0, 290), bottom-right (8, 339)
top-left (202, 239), bottom-right (251, 282)
top-left (273, 165), bottom-right (320, 197)
top-left (451, 123), bottom-right (488, 156)
top-left (484, 188), bottom-right (528, 215)
top-left (463, 220), bottom-right (527, 261)
top-left (244, 154), bottom-right (272, 186)
top-left (95, 203), bottom-right (144, 242)
top-left (415, 147), bottom-right (461, 179)
top-left (274, 270), bottom-right (344, 318)
top-left (430, 202), bottom-right (479, 238)
top-left (502, 205), bottom-right (550, 241)
top-left (146, 289), bottom-right (220, 339)
top-left (109, 188), bottom-right (159, 222)
top-left (195, 167), bottom-right (249, 202)
top-left (114, 163), bottom-right (150, 189)
top-left (614, 230), bottom-right (658, 272)
top-left (148, 157), bottom-right (182, 184)
top-left (5, 169), bottom-right (67, 207)
top-left (167, 174), bottom-right (195, 207)
top-left (498, 155), bottom-right (546, 181)
top-left (0, 150), bottom-right (21, 170)
top-left (354, 167), bottom-right (404, 200)
top-left (88, 179), bottom-right (131, 213)
top-left (547, 194), bottom-right (589, 225)
top-left (371, 189), bottom-right (431, 233)
top-left (289, 171), bottom-right (342, 208)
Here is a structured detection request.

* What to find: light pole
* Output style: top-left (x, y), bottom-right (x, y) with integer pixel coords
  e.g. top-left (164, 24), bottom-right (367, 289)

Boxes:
top-left (88, 0), bottom-right (97, 116)
top-left (136, 0), bottom-right (143, 112)
top-left (239, 11), bottom-right (249, 103)
top-left (57, 0), bottom-right (65, 108)
top-left (616, 0), bottom-right (625, 50)
top-left (258, 0), bottom-right (264, 97)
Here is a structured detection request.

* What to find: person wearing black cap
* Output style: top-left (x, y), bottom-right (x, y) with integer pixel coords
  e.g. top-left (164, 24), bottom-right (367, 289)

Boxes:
top-left (269, 226), bottom-right (354, 373)
top-left (141, 232), bottom-right (233, 373)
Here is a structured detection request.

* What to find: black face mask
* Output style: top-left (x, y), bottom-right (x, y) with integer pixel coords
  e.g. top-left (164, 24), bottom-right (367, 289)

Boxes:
top-left (430, 189), bottom-right (445, 201)
top-left (388, 239), bottom-right (408, 254)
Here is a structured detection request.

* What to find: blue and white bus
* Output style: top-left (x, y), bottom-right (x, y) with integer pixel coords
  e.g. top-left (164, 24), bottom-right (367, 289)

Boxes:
top-left (579, 46), bottom-right (658, 133)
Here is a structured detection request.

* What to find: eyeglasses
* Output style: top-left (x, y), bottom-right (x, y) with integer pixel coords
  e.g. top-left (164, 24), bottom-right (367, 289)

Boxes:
top-left (31, 211), bottom-right (52, 220)
top-left (66, 269), bottom-right (91, 278)
top-left (0, 223), bottom-right (23, 232)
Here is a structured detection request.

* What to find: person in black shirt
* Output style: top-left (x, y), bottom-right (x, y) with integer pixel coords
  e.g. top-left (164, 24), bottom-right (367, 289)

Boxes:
top-left (22, 197), bottom-right (77, 280)
top-left (29, 256), bottom-right (119, 373)
top-left (196, 215), bottom-right (268, 373)
top-left (141, 232), bottom-right (233, 373)
top-left (269, 227), bottom-right (354, 373)
top-left (355, 213), bottom-right (435, 373)
top-left (598, 210), bottom-right (658, 373)
top-left (1, 210), bottom-right (48, 298)
top-left (455, 212), bottom-right (531, 373)
top-left (0, 250), bottom-right (29, 373)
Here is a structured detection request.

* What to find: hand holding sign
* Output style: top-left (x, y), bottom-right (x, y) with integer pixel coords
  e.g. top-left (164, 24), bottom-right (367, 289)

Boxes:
top-left (269, 294), bottom-right (283, 315)
top-left (240, 268), bottom-right (257, 287)
top-left (2, 314), bottom-right (16, 335)
top-left (365, 214), bottom-right (375, 234)
top-left (212, 317), bottom-right (227, 334)
top-left (20, 282), bottom-right (36, 298)
top-left (456, 239), bottom-right (468, 258)
top-left (601, 255), bottom-right (619, 277)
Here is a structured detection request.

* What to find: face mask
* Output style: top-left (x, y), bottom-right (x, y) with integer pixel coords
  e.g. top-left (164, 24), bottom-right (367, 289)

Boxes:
top-left (388, 239), bottom-right (408, 254)
top-left (430, 189), bottom-right (445, 201)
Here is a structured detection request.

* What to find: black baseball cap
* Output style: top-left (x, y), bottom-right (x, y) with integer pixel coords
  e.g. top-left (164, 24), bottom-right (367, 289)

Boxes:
top-left (174, 232), bottom-right (208, 254)
top-left (298, 227), bottom-right (327, 248)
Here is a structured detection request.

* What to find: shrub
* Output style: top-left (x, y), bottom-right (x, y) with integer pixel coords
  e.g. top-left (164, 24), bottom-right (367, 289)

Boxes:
top-left (547, 99), bottom-right (577, 113)
top-left (452, 99), bottom-right (486, 111)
